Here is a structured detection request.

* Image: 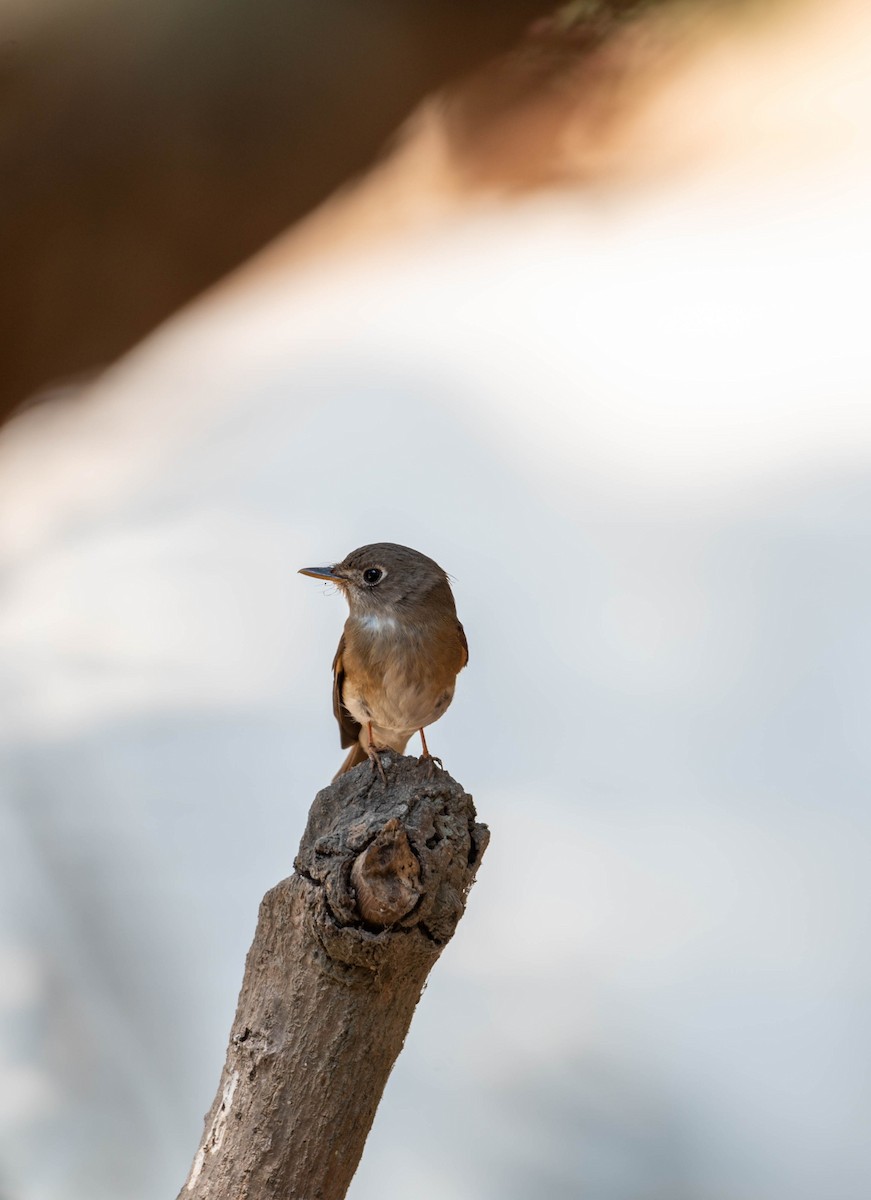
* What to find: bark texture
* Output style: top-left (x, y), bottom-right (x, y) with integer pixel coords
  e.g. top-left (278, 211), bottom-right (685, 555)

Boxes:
top-left (179, 753), bottom-right (488, 1200)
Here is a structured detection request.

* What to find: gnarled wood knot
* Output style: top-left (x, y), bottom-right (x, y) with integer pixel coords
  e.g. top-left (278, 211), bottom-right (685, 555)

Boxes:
top-left (350, 818), bottom-right (421, 926)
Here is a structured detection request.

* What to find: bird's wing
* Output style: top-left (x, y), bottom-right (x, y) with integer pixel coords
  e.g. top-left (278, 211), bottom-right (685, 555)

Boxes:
top-left (457, 620), bottom-right (469, 667)
top-left (332, 633), bottom-right (362, 748)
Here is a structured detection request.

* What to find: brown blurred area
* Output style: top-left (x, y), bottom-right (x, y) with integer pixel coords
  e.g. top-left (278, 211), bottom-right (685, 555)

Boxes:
top-left (0, 0), bottom-right (551, 420)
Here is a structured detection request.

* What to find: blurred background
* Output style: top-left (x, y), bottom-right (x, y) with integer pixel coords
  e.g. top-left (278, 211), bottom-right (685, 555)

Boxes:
top-left (0, 0), bottom-right (547, 419)
top-left (2, 1), bottom-right (871, 1198)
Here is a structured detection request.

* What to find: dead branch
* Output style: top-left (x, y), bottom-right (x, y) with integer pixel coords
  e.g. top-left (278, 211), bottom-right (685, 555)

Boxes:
top-left (178, 753), bottom-right (488, 1200)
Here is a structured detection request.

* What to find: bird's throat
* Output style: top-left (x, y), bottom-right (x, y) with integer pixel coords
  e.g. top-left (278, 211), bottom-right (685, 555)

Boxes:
top-left (353, 611), bottom-right (401, 635)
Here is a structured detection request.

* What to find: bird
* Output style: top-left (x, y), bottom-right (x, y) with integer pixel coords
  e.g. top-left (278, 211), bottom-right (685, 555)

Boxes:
top-left (299, 542), bottom-right (468, 781)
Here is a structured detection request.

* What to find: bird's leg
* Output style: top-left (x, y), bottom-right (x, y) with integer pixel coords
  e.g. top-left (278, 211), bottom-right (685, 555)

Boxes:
top-left (418, 727), bottom-right (443, 777)
top-left (366, 721), bottom-right (388, 784)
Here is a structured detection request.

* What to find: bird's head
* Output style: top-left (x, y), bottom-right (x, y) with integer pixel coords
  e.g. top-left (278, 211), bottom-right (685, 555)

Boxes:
top-left (299, 542), bottom-right (453, 617)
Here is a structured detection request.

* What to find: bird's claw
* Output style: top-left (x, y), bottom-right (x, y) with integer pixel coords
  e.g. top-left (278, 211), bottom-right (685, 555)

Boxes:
top-left (418, 753), bottom-right (443, 779)
top-left (368, 746), bottom-right (388, 785)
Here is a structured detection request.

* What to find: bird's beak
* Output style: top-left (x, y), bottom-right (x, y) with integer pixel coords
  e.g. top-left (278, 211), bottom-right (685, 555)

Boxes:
top-left (298, 565), bottom-right (341, 581)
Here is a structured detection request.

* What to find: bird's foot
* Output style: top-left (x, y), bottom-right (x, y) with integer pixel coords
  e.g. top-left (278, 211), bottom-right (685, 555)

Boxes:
top-left (417, 728), bottom-right (442, 778)
top-left (367, 745), bottom-right (388, 785)
top-left (418, 753), bottom-right (443, 779)
top-left (366, 721), bottom-right (389, 784)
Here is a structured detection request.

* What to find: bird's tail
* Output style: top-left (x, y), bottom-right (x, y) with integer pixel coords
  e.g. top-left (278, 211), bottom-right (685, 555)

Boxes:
top-left (333, 742), bottom-right (369, 782)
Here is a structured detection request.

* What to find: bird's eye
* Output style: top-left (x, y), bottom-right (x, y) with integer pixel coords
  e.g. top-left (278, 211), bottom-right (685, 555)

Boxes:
top-left (363, 567), bottom-right (383, 585)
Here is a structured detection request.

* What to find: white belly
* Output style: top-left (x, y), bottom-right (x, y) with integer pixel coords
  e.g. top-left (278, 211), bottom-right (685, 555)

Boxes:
top-left (342, 668), bottom-right (455, 752)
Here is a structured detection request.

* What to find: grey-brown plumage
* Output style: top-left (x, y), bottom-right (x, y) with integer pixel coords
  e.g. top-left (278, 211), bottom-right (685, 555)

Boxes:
top-left (299, 543), bottom-right (468, 780)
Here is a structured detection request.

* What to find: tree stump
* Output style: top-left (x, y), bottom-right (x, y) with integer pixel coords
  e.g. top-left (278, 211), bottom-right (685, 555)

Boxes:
top-left (179, 753), bottom-right (488, 1200)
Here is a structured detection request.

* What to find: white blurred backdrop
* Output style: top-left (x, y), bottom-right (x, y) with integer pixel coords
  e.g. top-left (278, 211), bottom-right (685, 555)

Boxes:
top-left (1, 3), bottom-right (871, 1197)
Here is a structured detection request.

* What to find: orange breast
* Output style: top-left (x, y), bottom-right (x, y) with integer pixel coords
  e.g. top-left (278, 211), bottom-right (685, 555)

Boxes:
top-left (341, 613), bottom-right (465, 738)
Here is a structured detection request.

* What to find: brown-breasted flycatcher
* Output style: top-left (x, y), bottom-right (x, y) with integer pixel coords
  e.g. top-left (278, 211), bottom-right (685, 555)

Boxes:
top-left (299, 543), bottom-right (468, 780)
